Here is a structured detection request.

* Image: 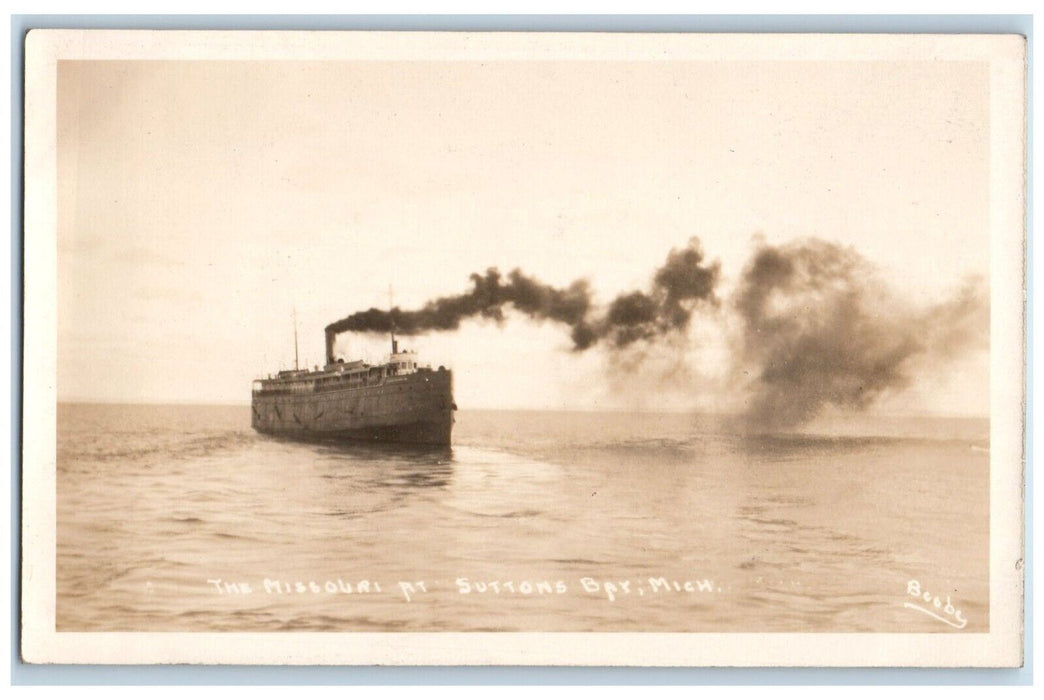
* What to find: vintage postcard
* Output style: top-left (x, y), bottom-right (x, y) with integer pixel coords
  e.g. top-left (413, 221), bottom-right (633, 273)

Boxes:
top-left (21, 30), bottom-right (1025, 666)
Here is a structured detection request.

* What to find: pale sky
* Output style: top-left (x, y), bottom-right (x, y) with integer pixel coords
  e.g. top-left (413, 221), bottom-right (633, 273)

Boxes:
top-left (56, 59), bottom-right (990, 413)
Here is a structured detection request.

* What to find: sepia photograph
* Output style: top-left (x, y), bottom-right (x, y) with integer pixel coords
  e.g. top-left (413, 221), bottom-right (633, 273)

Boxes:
top-left (21, 29), bottom-right (1025, 666)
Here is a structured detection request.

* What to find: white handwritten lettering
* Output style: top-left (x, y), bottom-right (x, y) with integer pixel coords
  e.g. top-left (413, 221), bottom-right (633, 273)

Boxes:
top-left (259, 578), bottom-right (383, 595)
top-left (206, 578), bottom-right (252, 594)
top-left (398, 580), bottom-right (427, 602)
top-left (903, 579), bottom-right (968, 629)
top-left (456, 577), bottom-right (568, 595)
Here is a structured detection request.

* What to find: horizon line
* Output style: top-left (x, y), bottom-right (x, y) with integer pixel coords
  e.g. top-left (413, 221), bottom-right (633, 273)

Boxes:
top-left (53, 399), bottom-right (991, 421)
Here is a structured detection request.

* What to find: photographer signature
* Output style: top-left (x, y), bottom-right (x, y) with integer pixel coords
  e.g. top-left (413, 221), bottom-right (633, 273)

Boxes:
top-left (903, 580), bottom-right (968, 629)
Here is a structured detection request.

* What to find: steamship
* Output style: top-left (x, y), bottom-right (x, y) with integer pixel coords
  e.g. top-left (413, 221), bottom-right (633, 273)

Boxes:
top-left (251, 328), bottom-right (456, 446)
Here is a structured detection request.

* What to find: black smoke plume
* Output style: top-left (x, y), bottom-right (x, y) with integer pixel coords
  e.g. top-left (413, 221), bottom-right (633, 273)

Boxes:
top-left (325, 237), bottom-right (721, 351)
top-left (325, 235), bottom-right (987, 429)
top-left (734, 238), bottom-right (989, 429)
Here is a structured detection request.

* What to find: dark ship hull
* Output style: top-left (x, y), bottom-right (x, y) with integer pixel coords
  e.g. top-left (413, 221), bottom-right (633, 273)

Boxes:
top-left (252, 366), bottom-right (455, 446)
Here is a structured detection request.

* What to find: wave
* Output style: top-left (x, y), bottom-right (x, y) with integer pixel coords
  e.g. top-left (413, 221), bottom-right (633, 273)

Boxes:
top-left (59, 430), bottom-right (256, 468)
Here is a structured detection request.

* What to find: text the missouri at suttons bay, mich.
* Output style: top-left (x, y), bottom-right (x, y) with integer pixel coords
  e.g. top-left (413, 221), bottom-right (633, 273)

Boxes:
top-left (204, 576), bottom-right (724, 602)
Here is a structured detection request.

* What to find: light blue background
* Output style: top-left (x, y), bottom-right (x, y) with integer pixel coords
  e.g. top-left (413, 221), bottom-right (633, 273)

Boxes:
top-left (10, 13), bottom-right (1033, 685)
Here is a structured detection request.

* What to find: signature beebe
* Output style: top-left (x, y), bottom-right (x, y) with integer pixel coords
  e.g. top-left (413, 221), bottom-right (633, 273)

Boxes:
top-left (904, 579), bottom-right (968, 629)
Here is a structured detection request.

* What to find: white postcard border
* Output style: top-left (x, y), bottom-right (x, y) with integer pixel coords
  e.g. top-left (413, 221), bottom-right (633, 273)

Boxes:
top-left (20, 30), bottom-right (1026, 667)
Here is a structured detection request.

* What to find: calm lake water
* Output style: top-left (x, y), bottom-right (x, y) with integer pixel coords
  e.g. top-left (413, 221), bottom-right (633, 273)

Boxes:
top-left (56, 404), bottom-right (989, 632)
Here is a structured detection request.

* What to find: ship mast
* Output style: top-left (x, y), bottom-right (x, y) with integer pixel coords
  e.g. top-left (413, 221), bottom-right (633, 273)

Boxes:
top-left (388, 284), bottom-right (398, 355)
top-left (293, 306), bottom-right (300, 371)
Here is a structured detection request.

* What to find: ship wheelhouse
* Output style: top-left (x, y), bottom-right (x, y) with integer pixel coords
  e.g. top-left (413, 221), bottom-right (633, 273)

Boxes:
top-left (387, 346), bottom-right (420, 376)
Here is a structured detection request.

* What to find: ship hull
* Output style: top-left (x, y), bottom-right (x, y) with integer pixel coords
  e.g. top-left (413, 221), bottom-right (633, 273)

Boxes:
top-left (251, 368), bottom-right (454, 446)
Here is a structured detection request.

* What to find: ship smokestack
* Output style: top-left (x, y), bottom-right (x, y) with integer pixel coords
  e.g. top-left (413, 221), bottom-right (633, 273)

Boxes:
top-left (392, 337), bottom-right (398, 354)
top-left (325, 328), bottom-right (336, 366)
